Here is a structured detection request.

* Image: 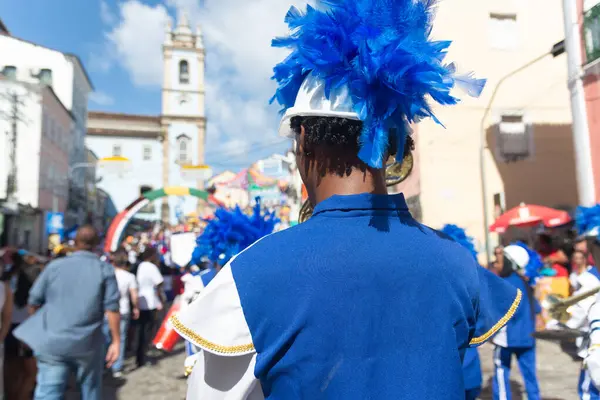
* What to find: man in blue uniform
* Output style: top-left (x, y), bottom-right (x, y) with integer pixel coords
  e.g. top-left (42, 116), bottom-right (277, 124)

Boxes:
top-left (492, 244), bottom-right (542, 400)
top-left (172, 0), bottom-right (522, 398)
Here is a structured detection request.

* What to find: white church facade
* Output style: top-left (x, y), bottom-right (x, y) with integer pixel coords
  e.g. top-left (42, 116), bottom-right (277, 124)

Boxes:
top-left (86, 14), bottom-right (206, 223)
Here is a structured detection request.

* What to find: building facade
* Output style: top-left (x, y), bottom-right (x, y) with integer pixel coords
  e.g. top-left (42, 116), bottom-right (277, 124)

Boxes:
top-left (86, 112), bottom-right (164, 220)
top-left (86, 14), bottom-right (206, 224)
top-left (0, 78), bottom-right (73, 252)
top-left (0, 28), bottom-right (94, 227)
top-left (578, 0), bottom-right (600, 202)
top-left (416, 0), bottom-right (575, 255)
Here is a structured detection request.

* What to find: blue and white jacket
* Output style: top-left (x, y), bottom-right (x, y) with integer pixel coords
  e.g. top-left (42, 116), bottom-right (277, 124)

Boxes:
top-left (173, 193), bottom-right (521, 399)
top-left (492, 272), bottom-right (540, 349)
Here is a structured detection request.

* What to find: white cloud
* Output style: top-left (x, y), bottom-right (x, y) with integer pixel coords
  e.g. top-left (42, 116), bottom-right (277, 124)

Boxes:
top-left (106, 1), bottom-right (170, 86)
top-left (100, 1), bottom-right (116, 25)
top-left (89, 91), bottom-right (115, 106)
top-left (102, 0), bottom-right (301, 167)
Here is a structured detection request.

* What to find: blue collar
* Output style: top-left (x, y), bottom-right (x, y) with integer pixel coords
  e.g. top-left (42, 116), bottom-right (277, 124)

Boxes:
top-left (72, 250), bottom-right (98, 258)
top-left (313, 193), bottom-right (409, 216)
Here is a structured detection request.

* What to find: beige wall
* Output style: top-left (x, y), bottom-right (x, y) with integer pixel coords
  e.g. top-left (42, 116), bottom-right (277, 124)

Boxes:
top-left (488, 124), bottom-right (578, 210)
top-left (418, 0), bottom-right (573, 254)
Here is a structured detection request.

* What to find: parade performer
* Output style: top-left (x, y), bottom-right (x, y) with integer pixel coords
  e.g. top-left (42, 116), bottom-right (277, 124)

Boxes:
top-left (573, 204), bottom-right (600, 399)
top-left (440, 225), bottom-right (482, 400)
top-left (178, 200), bottom-right (278, 377)
top-left (492, 243), bottom-right (542, 400)
top-left (172, 0), bottom-right (522, 398)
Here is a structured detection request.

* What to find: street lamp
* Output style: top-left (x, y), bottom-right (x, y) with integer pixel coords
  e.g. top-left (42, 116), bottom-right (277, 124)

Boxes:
top-left (479, 41), bottom-right (565, 265)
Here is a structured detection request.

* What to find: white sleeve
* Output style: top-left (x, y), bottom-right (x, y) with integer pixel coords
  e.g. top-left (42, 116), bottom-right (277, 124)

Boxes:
top-left (186, 351), bottom-right (264, 400)
top-left (152, 264), bottom-right (164, 286)
top-left (129, 274), bottom-right (138, 290)
top-left (585, 294), bottom-right (600, 387)
top-left (589, 295), bottom-right (600, 345)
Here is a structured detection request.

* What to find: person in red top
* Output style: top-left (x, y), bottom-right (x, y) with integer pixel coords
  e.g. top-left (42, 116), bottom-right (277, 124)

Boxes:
top-left (536, 233), bottom-right (569, 277)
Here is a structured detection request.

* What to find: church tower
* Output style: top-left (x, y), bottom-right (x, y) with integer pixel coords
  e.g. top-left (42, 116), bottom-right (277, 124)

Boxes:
top-left (161, 12), bottom-right (206, 222)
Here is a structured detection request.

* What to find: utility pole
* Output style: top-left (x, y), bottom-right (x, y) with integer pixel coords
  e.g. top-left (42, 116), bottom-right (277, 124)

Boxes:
top-left (0, 90), bottom-right (26, 203)
top-left (562, 0), bottom-right (596, 206)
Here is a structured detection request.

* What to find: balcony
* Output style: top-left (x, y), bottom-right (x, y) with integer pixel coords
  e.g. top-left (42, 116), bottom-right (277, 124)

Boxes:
top-left (584, 3), bottom-right (600, 65)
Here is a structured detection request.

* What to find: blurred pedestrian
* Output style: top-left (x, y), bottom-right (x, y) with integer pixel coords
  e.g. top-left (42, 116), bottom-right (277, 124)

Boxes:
top-left (103, 250), bottom-right (139, 378)
top-left (13, 225), bottom-right (120, 400)
top-left (574, 237), bottom-right (597, 269)
top-left (135, 247), bottom-right (164, 368)
top-left (0, 260), bottom-right (13, 400)
top-left (489, 245), bottom-right (504, 275)
top-left (3, 251), bottom-right (39, 400)
top-left (536, 233), bottom-right (569, 277)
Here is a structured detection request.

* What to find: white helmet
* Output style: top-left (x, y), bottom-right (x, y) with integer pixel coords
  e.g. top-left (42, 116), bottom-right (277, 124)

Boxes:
top-left (503, 245), bottom-right (530, 271)
top-left (277, 73), bottom-right (360, 138)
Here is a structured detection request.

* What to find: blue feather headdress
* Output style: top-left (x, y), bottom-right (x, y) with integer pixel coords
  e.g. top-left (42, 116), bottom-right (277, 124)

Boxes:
top-left (512, 241), bottom-right (543, 283)
top-left (191, 199), bottom-right (279, 267)
top-left (576, 204), bottom-right (600, 237)
top-left (440, 224), bottom-right (478, 261)
top-left (271, 0), bottom-right (486, 168)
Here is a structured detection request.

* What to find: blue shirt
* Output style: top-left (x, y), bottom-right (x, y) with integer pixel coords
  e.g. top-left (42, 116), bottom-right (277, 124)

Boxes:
top-left (230, 193), bottom-right (520, 399)
top-left (14, 251), bottom-right (119, 358)
top-left (493, 272), bottom-right (540, 348)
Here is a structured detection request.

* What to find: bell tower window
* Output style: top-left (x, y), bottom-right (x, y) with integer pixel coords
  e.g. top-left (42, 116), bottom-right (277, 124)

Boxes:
top-left (179, 60), bottom-right (189, 84)
top-left (177, 134), bottom-right (191, 164)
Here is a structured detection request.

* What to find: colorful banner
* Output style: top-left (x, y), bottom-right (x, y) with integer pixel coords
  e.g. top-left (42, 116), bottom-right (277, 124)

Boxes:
top-left (45, 212), bottom-right (64, 240)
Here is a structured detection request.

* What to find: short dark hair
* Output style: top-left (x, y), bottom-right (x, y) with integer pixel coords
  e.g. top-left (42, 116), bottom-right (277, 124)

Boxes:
top-left (290, 116), bottom-right (413, 177)
top-left (111, 250), bottom-right (129, 267)
top-left (140, 247), bottom-right (157, 262)
top-left (75, 225), bottom-right (99, 250)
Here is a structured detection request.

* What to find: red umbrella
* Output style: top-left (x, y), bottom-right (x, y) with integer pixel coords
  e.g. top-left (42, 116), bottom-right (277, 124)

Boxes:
top-left (489, 203), bottom-right (571, 233)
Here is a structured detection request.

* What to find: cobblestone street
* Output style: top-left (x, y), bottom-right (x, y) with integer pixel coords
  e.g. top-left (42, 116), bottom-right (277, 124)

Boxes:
top-left (84, 340), bottom-right (582, 399)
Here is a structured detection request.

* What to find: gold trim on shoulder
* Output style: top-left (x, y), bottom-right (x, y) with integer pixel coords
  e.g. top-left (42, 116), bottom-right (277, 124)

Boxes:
top-left (469, 289), bottom-right (522, 346)
top-left (169, 314), bottom-right (256, 355)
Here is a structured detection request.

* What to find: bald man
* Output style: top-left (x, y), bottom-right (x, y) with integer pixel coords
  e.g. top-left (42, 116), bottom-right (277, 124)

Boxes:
top-left (14, 225), bottom-right (120, 400)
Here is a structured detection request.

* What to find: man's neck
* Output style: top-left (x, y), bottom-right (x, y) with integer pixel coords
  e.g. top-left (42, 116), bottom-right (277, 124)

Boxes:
top-left (313, 169), bottom-right (388, 205)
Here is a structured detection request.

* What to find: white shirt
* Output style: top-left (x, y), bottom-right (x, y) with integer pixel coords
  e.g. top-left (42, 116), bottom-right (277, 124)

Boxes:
top-left (115, 268), bottom-right (138, 315)
top-left (128, 250), bottom-right (137, 265)
top-left (136, 261), bottom-right (164, 311)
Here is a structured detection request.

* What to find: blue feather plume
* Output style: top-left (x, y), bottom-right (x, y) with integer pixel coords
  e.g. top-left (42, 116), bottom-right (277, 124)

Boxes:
top-left (576, 204), bottom-right (600, 236)
top-left (440, 224), bottom-right (478, 261)
top-left (191, 198), bottom-right (279, 266)
top-left (271, 0), bottom-right (486, 168)
top-left (513, 241), bottom-right (543, 283)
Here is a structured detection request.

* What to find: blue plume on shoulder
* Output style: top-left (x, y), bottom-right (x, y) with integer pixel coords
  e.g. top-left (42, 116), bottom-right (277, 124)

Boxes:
top-left (576, 204), bottom-right (600, 236)
top-left (191, 198), bottom-right (280, 266)
top-left (271, 0), bottom-right (486, 169)
top-left (440, 224), bottom-right (478, 261)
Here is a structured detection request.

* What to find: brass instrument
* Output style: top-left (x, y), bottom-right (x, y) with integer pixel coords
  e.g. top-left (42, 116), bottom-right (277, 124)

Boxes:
top-left (298, 152), bottom-right (414, 223)
top-left (545, 286), bottom-right (600, 323)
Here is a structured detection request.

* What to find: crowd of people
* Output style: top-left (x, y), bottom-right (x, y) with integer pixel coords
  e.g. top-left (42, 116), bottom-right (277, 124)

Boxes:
top-left (0, 223), bottom-right (199, 399)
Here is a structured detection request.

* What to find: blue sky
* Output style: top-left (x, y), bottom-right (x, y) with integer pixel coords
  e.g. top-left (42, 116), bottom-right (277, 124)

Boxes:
top-left (0, 0), bottom-right (299, 170)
